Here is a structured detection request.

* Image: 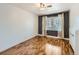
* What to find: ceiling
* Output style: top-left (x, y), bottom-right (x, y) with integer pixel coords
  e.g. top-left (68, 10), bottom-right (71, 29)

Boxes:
top-left (2, 3), bottom-right (72, 15)
top-left (14, 3), bottom-right (71, 15)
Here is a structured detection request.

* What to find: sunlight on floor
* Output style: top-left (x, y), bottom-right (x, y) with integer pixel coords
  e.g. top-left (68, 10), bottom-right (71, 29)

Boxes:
top-left (45, 43), bottom-right (61, 55)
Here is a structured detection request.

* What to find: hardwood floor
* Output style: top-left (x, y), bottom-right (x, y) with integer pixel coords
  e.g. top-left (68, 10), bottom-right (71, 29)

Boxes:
top-left (0, 35), bottom-right (74, 55)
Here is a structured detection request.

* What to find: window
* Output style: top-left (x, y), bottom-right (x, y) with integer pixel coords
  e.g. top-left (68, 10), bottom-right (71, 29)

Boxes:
top-left (46, 16), bottom-right (62, 31)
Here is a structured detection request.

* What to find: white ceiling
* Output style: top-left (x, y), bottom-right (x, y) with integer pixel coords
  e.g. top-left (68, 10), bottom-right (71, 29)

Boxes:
top-left (14, 3), bottom-right (71, 15)
top-left (1, 3), bottom-right (72, 15)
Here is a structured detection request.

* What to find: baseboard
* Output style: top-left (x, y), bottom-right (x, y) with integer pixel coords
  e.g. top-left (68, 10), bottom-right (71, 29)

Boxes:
top-left (0, 34), bottom-right (37, 53)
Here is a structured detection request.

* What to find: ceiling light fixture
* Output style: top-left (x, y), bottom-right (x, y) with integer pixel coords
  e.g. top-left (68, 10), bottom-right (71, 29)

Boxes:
top-left (40, 3), bottom-right (53, 10)
top-left (40, 3), bottom-right (47, 10)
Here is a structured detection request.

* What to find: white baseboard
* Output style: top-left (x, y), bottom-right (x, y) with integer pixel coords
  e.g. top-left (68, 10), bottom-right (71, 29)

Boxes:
top-left (0, 34), bottom-right (37, 53)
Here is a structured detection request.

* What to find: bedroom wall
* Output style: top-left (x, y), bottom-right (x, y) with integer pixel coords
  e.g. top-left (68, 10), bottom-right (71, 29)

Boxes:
top-left (0, 4), bottom-right (38, 52)
top-left (69, 3), bottom-right (79, 54)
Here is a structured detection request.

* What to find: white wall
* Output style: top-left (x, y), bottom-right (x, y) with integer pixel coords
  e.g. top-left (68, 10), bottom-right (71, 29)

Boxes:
top-left (69, 3), bottom-right (79, 54)
top-left (0, 4), bottom-right (38, 52)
